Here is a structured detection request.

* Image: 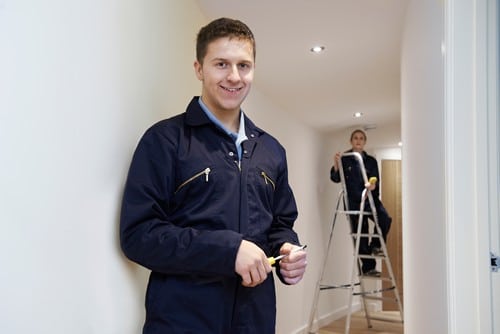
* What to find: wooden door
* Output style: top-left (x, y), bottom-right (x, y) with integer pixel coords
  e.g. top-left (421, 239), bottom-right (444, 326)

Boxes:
top-left (381, 159), bottom-right (403, 311)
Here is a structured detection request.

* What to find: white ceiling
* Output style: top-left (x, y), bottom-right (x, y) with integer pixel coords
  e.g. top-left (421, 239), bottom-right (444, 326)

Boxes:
top-left (195, 0), bottom-right (409, 133)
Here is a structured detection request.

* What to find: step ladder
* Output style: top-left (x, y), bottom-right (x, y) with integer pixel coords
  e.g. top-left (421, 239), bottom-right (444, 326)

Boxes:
top-left (307, 152), bottom-right (404, 334)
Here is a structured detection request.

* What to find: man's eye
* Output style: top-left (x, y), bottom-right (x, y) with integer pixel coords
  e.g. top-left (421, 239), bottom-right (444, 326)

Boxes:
top-left (239, 63), bottom-right (250, 69)
top-left (216, 62), bottom-right (227, 68)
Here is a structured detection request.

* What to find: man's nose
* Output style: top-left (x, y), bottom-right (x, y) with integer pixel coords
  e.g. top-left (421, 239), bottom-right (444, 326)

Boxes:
top-left (227, 65), bottom-right (241, 81)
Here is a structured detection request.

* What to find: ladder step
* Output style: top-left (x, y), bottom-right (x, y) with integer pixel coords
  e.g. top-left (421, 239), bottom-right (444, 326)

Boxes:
top-left (319, 282), bottom-right (360, 290)
top-left (350, 233), bottom-right (382, 238)
top-left (353, 285), bottom-right (396, 296)
top-left (363, 295), bottom-right (400, 303)
top-left (366, 315), bottom-right (404, 324)
top-left (337, 210), bottom-right (373, 215)
top-left (357, 254), bottom-right (386, 259)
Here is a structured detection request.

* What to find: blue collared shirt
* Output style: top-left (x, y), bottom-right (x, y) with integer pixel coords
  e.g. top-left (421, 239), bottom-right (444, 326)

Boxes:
top-left (198, 97), bottom-right (248, 160)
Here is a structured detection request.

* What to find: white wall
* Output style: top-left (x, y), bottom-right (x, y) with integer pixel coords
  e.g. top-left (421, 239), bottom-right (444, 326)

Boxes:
top-left (0, 1), bottom-right (205, 332)
top-left (0, 1), bottom-right (326, 333)
top-left (401, 0), bottom-right (448, 333)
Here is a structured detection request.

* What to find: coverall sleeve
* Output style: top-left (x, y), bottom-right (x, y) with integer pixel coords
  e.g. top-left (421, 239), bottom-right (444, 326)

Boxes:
top-left (119, 126), bottom-right (242, 277)
top-left (330, 165), bottom-right (341, 183)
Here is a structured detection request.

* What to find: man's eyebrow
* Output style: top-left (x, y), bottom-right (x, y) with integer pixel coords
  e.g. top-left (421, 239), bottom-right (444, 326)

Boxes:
top-left (208, 57), bottom-right (254, 65)
top-left (208, 57), bottom-right (230, 64)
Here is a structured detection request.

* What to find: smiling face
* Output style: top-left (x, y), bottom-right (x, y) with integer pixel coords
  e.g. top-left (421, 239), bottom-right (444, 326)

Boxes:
top-left (194, 37), bottom-right (254, 120)
top-left (350, 130), bottom-right (367, 152)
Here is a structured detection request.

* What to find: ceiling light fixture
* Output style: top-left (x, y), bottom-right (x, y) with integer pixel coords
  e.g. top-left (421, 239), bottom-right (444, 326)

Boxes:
top-left (353, 112), bottom-right (363, 118)
top-left (310, 45), bottom-right (325, 53)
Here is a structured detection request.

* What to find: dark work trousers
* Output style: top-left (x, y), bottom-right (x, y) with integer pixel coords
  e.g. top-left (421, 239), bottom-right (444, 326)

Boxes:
top-left (349, 201), bottom-right (392, 273)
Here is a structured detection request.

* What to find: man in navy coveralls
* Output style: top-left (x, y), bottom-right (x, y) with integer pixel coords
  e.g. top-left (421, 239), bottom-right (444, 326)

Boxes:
top-left (120, 17), bottom-right (307, 333)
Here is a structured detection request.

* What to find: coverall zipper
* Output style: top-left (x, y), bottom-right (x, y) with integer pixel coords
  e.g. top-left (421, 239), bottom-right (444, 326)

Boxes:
top-left (175, 167), bottom-right (211, 193)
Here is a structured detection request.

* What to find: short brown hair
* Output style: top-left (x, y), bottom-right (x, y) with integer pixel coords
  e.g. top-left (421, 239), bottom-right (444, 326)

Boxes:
top-left (196, 17), bottom-right (256, 64)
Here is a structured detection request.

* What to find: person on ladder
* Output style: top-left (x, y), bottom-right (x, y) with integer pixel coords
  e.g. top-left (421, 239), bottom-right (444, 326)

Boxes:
top-left (330, 129), bottom-right (392, 277)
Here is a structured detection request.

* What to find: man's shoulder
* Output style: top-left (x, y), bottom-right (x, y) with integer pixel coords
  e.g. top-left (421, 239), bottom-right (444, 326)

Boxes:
top-left (244, 117), bottom-right (281, 145)
top-left (135, 114), bottom-right (187, 148)
top-left (142, 113), bottom-right (184, 135)
top-left (253, 127), bottom-right (285, 151)
top-left (146, 96), bottom-right (205, 132)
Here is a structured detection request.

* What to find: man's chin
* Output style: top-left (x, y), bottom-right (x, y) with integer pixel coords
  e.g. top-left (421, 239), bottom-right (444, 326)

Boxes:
top-left (220, 99), bottom-right (245, 111)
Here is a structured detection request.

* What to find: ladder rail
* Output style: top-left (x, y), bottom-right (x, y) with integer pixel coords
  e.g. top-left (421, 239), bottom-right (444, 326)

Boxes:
top-left (307, 190), bottom-right (344, 332)
top-left (346, 190), bottom-right (373, 333)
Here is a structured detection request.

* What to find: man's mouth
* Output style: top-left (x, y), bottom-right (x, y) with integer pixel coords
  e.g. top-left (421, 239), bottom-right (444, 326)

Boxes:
top-left (221, 86), bottom-right (242, 92)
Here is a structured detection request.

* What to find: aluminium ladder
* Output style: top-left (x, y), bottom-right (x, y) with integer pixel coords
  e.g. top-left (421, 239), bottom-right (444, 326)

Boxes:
top-left (307, 152), bottom-right (404, 334)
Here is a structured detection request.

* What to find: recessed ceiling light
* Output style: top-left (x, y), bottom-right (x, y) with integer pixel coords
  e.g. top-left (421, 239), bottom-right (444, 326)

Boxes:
top-left (310, 45), bottom-right (325, 53)
top-left (353, 112), bottom-right (363, 118)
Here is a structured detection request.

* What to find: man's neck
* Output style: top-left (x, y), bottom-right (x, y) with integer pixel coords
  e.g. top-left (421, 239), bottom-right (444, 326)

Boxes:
top-left (215, 112), bottom-right (239, 132)
top-left (200, 97), bottom-right (239, 132)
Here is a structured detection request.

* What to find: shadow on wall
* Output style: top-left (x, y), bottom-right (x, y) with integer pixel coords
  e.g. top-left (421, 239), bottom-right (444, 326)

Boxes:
top-left (114, 186), bottom-right (150, 328)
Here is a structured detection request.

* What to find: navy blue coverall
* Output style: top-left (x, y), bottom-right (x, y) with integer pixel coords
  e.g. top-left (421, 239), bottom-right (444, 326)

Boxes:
top-left (120, 97), bottom-right (301, 333)
top-left (330, 150), bottom-right (392, 273)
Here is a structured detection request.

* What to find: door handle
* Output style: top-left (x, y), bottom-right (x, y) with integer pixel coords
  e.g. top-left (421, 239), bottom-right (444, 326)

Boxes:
top-left (491, 252), bottom-right (499, 272)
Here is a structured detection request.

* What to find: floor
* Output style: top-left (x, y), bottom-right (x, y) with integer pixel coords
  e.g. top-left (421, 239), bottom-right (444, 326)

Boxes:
top-left (317, 311), bottom-right (404, 334)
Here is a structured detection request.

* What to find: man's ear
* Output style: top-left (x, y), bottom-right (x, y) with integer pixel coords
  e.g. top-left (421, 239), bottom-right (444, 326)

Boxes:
top-left (194, 60), bottom-right (203, 80)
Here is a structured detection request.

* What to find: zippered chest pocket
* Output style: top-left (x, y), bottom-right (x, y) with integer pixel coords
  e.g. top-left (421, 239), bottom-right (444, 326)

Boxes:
top-left (171, 166), bottom-right (219, 213)
top-left (175, 167), bottom-right (211, 194)
top-left (246, 167), bottom-right (278, 215)
top-left (256, 167), bottom-right (277, 199)
top-left (260, 171), bottom-right (276, 191)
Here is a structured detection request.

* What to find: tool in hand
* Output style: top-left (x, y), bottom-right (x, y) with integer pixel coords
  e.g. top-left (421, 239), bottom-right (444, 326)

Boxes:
top-left (368, 176), bottom-right (378, 184)
top-left (268, 244), bottom-right (307, 266)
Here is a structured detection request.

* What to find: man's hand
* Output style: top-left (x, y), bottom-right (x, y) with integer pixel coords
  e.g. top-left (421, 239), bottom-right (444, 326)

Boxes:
top-left (235, 240), bottom-right (272, 287)
top-left (277, 242), bottom-right (307, 285)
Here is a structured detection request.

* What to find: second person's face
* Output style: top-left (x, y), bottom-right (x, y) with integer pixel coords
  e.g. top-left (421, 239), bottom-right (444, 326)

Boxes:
top-left (194, 37), bottom-right (254, 117)
top-left (351, 132), bottom-right (366, 152)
